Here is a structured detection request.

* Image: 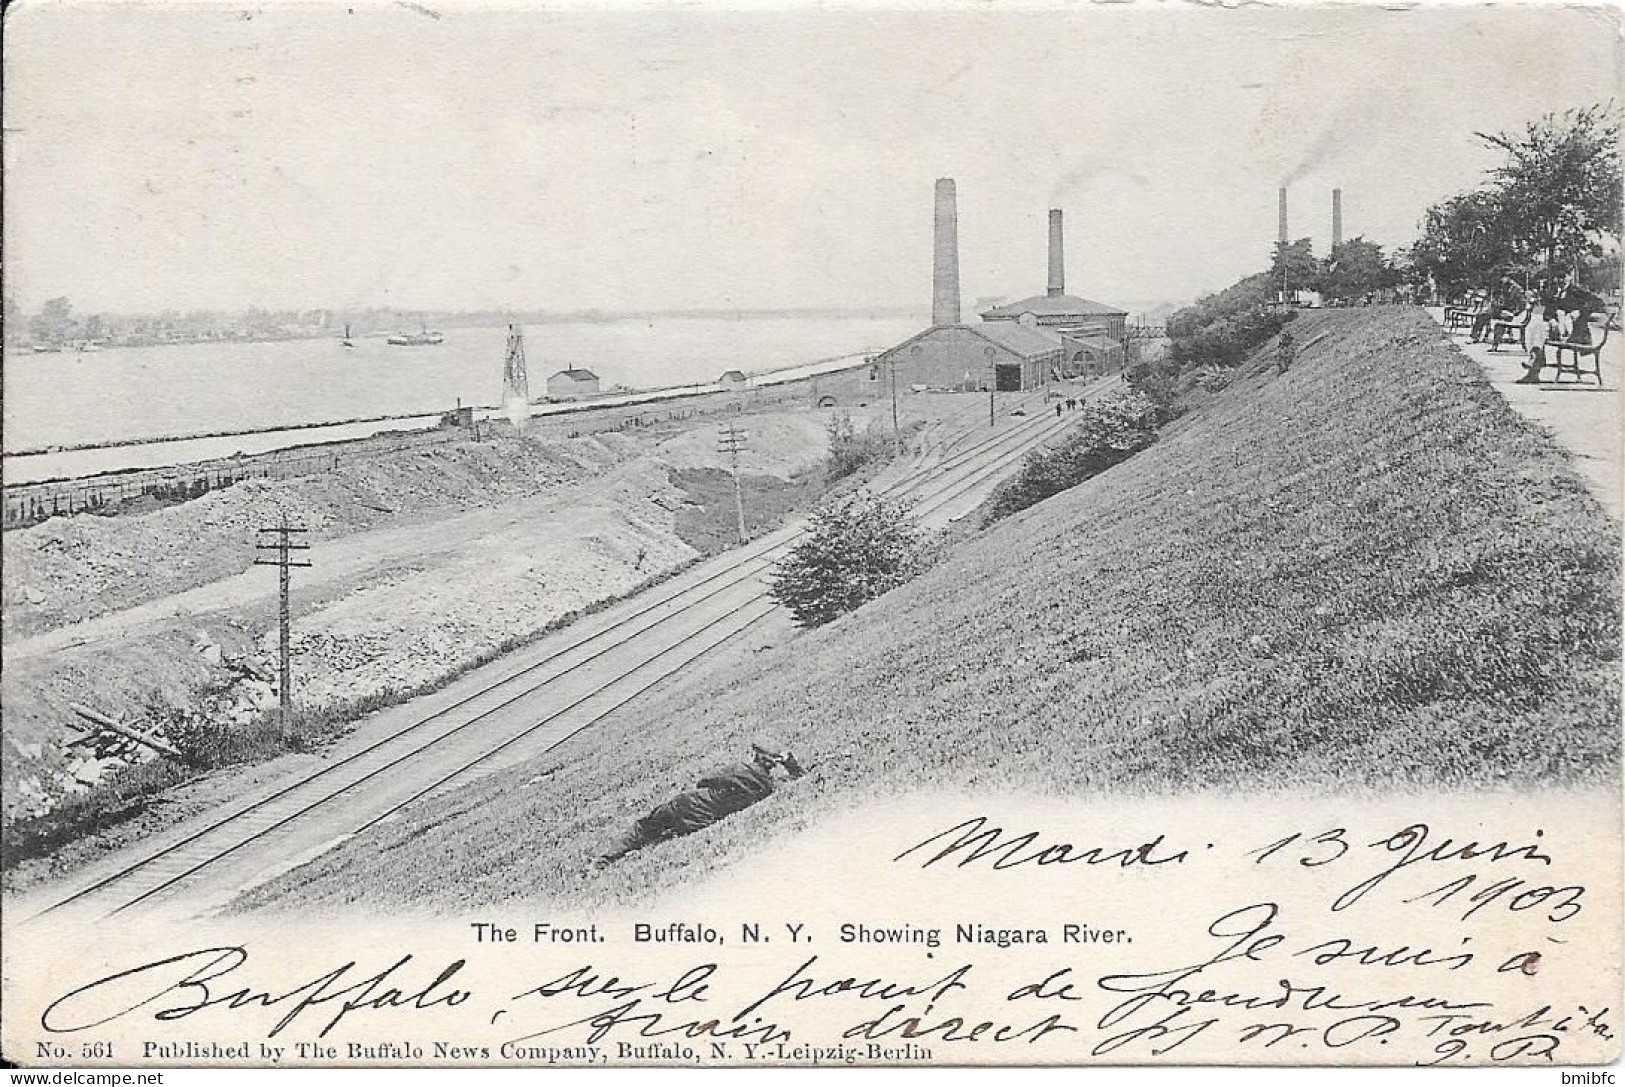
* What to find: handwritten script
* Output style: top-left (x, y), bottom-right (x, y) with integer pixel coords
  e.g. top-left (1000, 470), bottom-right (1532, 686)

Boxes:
top-left (22, 809), bottom-right (1618, 1066)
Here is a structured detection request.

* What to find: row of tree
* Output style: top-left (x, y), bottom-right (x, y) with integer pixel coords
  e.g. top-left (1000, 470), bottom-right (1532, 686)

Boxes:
top-left (1182, 101), bottom-right (1621, 345)
top-left (1268, 236), bottom-right (1406, 306)
top-left (1262, 104), bottom-right (1622, 306)
top-left (1408, 103), bottom-right (1621, 297)
top-left (3, 296), bottom-right (346, 350)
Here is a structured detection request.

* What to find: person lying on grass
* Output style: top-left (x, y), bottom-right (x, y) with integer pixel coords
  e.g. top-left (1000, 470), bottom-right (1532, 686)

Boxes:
top-left (596, 743), bottom-right (807, 865)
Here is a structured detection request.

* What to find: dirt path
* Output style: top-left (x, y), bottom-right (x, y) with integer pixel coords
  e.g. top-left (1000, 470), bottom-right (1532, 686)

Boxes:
top-left (1428, 309), bottom-right (1622, 522)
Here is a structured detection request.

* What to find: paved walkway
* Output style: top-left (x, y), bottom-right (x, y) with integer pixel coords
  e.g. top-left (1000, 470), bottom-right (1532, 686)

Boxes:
top-left (1427, 308), bottom-right (1622, 523)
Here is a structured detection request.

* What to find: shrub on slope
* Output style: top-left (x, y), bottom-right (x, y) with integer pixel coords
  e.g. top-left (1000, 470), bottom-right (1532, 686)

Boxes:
top-left (981, 392), bottom-right (1161, 526)
top-left (1130, 272), bottom-right (1297, 413)
top-left (770, 491), bottom-right (930, 628)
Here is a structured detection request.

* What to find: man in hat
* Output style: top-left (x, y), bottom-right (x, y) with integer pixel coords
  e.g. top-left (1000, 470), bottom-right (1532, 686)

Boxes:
top-left (1515, 272), bottom-right (1606, 384)
top-left (597, 744), bottom-right (806, 865)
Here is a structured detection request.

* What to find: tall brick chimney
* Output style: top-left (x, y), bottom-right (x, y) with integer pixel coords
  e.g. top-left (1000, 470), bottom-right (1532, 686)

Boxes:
top-left (932, 178), bottom-right (961, 327)
top-left (1332, 188), bottom-right (1343, 249)
top-left (1278, 187), bottom-right (1289, 246)
top-left (1047, 209), bottom-right (1065, 298)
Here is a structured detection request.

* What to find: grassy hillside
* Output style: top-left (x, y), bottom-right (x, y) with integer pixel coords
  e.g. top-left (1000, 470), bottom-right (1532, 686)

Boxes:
top-left (240, 308), bottom-right (1621, 912)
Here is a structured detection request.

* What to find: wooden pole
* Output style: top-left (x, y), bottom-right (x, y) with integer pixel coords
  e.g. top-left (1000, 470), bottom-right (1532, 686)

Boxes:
top-left (256, 526), bottom-right (312, 731)
top-left (889, 355), bottom-right (900, 448)
top-left (68, 703), bottom-right (181, 757)
top-left (718, 424), bottom-right (748, 545)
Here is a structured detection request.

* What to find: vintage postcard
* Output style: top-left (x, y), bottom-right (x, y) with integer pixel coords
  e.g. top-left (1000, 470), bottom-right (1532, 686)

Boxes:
top-left (2, 0), bottom-right (1621, 1073)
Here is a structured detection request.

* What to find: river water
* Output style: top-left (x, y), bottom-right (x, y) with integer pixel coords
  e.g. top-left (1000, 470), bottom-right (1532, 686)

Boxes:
top-left (2, 315), bottom-right (920, 455)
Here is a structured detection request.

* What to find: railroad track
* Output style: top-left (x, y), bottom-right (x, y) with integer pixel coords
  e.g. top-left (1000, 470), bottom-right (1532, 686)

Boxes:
top-left (16, 380), bottom-right (1119, 923)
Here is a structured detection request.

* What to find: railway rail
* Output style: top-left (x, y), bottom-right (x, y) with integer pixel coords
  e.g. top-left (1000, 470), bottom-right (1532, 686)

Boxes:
top-left (16, 377), bottom-right (1120, 923)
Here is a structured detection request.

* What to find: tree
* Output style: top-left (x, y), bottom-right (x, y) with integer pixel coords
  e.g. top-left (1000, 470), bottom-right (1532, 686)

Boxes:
top-left (1409, 191), bottom-right (1519, 296)
top-left (1166, 272), bottom-right (1276, 339)
top-left (769, 491), bottom-right (929, 628)
top-left (824, 411), bottom-right (890, 482)
top-left (1477, 103), bottom-right (1622, 274)
top-left (1320, 237), bottom-right (1400, 304)
top-left (37, 296), bottom-right (74, 343)
top-left (1269, 238), bottom-right (1321, 297)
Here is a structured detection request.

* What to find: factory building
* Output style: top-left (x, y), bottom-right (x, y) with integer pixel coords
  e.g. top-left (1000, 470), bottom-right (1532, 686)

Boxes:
top-left (1054, 328), bottom-right (1126, 381)
top-left (981, 209), bottom-right (1124, 346)
top-left (872, 185), bottom-right (1128, 393)
top-left (877, 322), bottom-right (1062, 392)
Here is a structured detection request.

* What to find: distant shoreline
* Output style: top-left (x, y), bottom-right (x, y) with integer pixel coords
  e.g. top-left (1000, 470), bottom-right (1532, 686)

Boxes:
top-left (2, 410), bottom-right (461, 459)
top-left (3, 307), bottom-right (923, 356)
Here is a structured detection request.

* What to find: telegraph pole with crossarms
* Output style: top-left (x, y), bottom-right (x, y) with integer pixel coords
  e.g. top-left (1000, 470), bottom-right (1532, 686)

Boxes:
top-left (717, 424), bottom-right (749, 545)
top-left (255, 525), bottom-right (312, 728)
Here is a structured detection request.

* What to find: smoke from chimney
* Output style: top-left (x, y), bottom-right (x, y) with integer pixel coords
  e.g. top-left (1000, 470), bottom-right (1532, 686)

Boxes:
top-left (1332, 188), bottom-right (1343, 249)
top-left (932, 178), bottom-right (961, 326)
top-left (1278, 187), bottom-right (1289, 246)
top-left (1047, 209), bottom-right (1065, 298)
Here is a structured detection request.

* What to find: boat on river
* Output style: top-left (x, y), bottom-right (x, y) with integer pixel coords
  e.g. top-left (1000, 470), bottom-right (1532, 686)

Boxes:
top-left (386, 319), bottom-right (443, 347)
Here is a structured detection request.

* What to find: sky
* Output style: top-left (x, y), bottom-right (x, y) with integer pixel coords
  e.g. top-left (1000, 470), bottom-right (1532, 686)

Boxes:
top-left (4, 1), bottom-right (1621, 318)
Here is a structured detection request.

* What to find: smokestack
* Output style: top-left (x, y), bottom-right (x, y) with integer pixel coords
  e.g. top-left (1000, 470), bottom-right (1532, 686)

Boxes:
top-left (1332, 188), bottom-right (1343, 249)
top-left (932, 178), bottom-right (961, 327)
top-left (1047, 209), bottom-right (1066, 298)
top-left (1278, 187), bottom-right (1289, 246)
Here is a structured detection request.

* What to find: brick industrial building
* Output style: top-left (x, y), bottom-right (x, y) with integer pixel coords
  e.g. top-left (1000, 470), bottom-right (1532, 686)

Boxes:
top-left (872, 181), bottom-right (1129, 392)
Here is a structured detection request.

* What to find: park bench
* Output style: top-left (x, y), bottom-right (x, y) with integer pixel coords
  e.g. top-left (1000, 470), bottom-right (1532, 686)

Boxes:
top-left (1547, 316), bottom-right (1612, 385)
top-left (1444, 290), bottom-right (1487, 333)
top-left (1487, 304), bottom-right (1535, 352)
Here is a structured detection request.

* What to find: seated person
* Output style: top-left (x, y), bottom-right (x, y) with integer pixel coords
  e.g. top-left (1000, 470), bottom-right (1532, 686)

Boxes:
top-left (1471, 278), bottom-right (1526, 342)
top-left (1555, 280), bottom-right (1606, 345)
top-left (1517, 273), bottom-right (1604, 383)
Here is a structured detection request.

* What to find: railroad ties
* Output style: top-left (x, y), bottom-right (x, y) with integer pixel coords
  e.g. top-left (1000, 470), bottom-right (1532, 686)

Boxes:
top-left (17, 374), bottom-right (1124, 923)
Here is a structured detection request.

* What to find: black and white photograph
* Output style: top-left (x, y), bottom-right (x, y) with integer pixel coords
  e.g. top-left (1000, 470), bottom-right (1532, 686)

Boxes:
top-left (1, 0), bottom-right (1621, 1072)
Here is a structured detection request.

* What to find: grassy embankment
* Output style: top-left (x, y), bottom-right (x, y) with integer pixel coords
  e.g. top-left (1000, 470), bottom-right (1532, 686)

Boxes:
top-left (240, 307), bottom-right (1620, 910)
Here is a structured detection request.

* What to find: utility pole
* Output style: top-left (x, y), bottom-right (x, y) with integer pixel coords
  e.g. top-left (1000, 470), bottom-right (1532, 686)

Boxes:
top-left (717, 424), bottom-right (749, 545)
top-left (255, 525), bottom-right (311, 731)
top-left (886, 355), bottom-right (900, 448)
